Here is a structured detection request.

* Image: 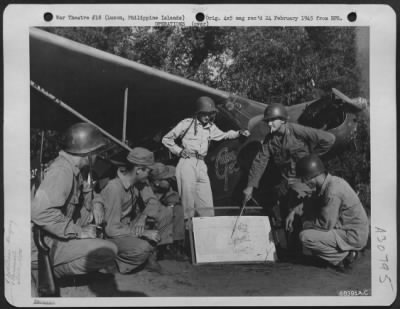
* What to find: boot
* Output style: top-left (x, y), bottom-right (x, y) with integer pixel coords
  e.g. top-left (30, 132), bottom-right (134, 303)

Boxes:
top-left (343, 250), bottom-right (359, 268)
top-left (145, 250), bottom-right (163, 274)
top-left (184, 229), bottom-right (193, 261)
top-left (172, 240), bottom-right (189, 261)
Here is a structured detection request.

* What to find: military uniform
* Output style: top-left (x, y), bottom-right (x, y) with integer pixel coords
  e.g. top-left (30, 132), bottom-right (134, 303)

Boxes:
top-left (248, 122), bottom-right (336, 210)
top-left (299, 174), bottom-right (369, 265)
top-left (162, 118), bottom-right (240, 219)
top-left (31, 151), bottom-right (118, 278)
top-left (157, 190), bottom-right (185, 242)
top-left (101, 172), bottom-right (174, 273)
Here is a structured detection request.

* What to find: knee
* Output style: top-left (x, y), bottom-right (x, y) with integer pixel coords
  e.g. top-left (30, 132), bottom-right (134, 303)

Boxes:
top-left (299, 230), bottom-right (314, 244)
top-left (90, 240), bottom-right (118, 262)
top-left (136, 240), bottom-right (153, 255)
top-left (120, 239), bottom-right (153, 258)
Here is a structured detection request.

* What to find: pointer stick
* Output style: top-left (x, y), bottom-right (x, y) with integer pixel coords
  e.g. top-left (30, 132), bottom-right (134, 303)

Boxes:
top-left (231, 199), bottom-right (248, 238)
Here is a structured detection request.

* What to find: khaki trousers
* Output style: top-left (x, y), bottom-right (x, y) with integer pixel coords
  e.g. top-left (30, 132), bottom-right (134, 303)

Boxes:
top-left (299, 229), bottom-right (349, 266)
top-left (176, 157), bottom-right (214, 219)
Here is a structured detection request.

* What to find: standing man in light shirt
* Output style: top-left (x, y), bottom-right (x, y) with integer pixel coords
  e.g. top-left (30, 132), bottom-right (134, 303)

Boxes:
top-left (162, 96), bottom-right (250, 221)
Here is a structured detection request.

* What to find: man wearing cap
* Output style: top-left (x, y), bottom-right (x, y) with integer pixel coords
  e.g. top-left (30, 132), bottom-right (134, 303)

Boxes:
top-left (243, 103), bottom-right (336, 251)
top-left (162, 96), bottom-right (250, 221)
top-left (31, 123), bottom-right (118, 282)
top-left (294, 154), bottom-right (369, 269)
top-left (149, 162), bottom-right (187, 260)
top-left (100, 147), bottom-right (173, 274)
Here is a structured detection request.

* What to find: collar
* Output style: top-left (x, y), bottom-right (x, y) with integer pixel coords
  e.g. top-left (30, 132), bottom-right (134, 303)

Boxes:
top-left (117, 169), bottom-right (132, 190)
top-left (318, 173), bottom-right (331, 196)
top-left (196, 119), bottom-right (213, 129)
top-left (59, 151), bottom-right (80, 176)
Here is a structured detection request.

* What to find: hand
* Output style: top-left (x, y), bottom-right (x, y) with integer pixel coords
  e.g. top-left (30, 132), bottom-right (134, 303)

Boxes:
top-left (78, 224), bottom-right (97, 239)
top-left (243, 186), bottom-right (253, 203)
top-left (92, 202), bottom-right (104, 225)
top-left (285, 211), bottom-right (295, 232)
top-left (141, 230), bottom-right (161, 243)
top-left (353, 97), bottom-right (368, 107)
top-left (239, 129), bottom-right (250, 137)
top-left (164, 192), bottom-right (180, 205)
top-left (133, 216), bottom-right (146, 236)
top-left (179, 149), bottom-right (190, 159)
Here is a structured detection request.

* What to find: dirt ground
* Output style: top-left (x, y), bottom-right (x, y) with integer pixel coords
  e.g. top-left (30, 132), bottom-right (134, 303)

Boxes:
top-left (59, 249), bottom-right (370, 298)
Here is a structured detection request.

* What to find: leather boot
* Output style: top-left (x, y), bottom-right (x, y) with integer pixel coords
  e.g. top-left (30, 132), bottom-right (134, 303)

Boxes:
top-left (173, 240), bottom-right (189, 261)
top-left (145, 250), bottom-right (163, 274)
top-left (343, 250), bottom-right (359, 268)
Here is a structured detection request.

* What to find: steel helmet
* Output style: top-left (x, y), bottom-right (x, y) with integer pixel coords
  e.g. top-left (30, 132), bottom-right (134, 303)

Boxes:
top-left (263, 103), bottom-right (288, 122)
top-left (296, 154), bottom-right (325, 180)
top-left (194, 96), bottom-right (218, 114)
top-left (63, 122), bottom-right (106, 155)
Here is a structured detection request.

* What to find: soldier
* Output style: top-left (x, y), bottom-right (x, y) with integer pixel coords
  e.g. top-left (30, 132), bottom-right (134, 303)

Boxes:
top-left (294, 154), bottom-right (369, 269)
top-left (31, 123), bottom-right (118, 280)
top-left (242, 103), bottom-right (336, 249)
top-left (162, 96), bottom-right (250, 222)
top-left (149, 162), bottom-right (187, 261)
top-left (100, 147), bottom-right (173, 274)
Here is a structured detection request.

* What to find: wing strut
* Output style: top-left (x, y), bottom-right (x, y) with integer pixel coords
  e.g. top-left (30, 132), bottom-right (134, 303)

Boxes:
top-left (122, 87), bottom-right (129, 143)
top-left (30, 80), bottom-right (134, 152)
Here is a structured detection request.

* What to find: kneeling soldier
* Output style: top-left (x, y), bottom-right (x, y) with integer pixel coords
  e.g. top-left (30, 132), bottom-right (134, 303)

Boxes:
top-left (149, 162), bottom-right (187, 261)
top-left (100, 147), bottom-right (173, 274)
top-left (31, 123), bottom-right (118, 281)
top-left (292, 154), bottom-right (369, 269)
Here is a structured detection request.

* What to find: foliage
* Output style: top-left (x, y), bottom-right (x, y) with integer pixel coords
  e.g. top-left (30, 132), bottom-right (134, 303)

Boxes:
top-left (36, 26), bottom-right (370, 209)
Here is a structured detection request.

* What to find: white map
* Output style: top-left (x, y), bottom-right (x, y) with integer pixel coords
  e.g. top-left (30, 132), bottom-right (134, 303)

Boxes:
top-left (192, 216), bottom-right (277, 264)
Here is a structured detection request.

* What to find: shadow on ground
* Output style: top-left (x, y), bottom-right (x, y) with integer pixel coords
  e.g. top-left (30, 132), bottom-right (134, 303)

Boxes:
top-left (59, 248), bottom-right (371, 297)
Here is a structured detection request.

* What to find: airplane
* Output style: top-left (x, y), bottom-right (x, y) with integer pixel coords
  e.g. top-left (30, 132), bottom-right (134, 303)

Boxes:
top-left (29, 27), bottom-right (368, 208)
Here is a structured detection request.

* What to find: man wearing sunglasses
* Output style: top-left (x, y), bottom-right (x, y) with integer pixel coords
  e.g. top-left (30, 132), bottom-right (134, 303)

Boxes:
top-left (162, 96), bottom-right (250, 223)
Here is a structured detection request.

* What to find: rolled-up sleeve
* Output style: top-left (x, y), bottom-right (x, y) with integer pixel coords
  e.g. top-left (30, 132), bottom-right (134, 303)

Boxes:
top-left (247, 143), bottom-right (271, 188)
top-left (101, 183), bottom-right (132, 238)
top-left (31, 168), bottom-right (82, 239)
top-left (210, 125), bottom-right (240, 141)
top-left (162, 120), bottom-right (186, 156)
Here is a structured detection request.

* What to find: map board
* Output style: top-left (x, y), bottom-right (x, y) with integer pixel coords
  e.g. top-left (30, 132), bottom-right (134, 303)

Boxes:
top-left (191, 216), bottom-right (277, 264)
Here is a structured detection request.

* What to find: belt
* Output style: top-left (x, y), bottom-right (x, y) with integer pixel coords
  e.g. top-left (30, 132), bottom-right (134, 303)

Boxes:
top-left (187, 152), bottom-right (205, 160)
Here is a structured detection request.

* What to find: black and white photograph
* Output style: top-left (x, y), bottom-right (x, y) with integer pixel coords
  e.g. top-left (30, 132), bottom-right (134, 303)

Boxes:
top-left (3, 4), bottom-right (397, 307)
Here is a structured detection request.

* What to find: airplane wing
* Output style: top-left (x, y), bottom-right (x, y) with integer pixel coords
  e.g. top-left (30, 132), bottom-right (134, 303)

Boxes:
top-left (30, 27), bottom-right (366, 205)
top-left (30, 27), bottom-right (263, 144)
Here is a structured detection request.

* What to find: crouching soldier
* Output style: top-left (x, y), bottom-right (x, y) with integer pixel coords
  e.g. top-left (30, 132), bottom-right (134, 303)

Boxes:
top-left (100, 147), bottom-right (173, 274)
top-left (243, 103), bottom-right (336, 254)
top-left (149, 163), bottom-right (187, 261)
top-left (31, 123), bottom-right (118, 282)
top-left (293, 154), bottom-right (369, 270)
top-left (162, 96), bottom-right (250, 222)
